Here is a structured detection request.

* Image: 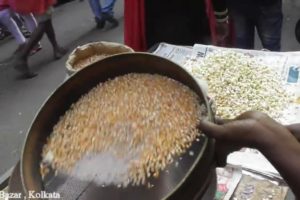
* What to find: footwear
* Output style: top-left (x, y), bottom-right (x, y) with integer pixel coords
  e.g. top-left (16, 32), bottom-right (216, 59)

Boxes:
top-left (102, 13), bottom-right (119, 28)
top-left (21, 71), bottom-right (38, 79)
top-left (4, 44), bottom-right (27, 64)
top-left (0, 29), bottom-right (11, 40)
top-left (0, 30), bottom-right (6, 40)
top-left (11, 57), bottom-right (37, 79)
top-left (14, 43), bottom-right (26, 55)
top-left (54, 46), bottom-right (68, 60)
top-left (30, 43), bottom-right (42, 56)
top-left (95, 17), bottom-right (105, 29)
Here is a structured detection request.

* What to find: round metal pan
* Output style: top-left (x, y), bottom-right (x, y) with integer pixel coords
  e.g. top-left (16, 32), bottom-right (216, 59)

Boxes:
top-left (21, 53), bottom-right (216, 200)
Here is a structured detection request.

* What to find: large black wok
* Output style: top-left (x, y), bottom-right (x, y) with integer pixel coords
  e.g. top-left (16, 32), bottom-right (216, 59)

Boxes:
top-left (21, 53), bottom-right (216, 200)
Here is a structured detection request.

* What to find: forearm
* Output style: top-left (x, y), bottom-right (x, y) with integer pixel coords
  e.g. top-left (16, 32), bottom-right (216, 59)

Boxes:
top-left (286, 123), bottom-right (300, 142)
top-left (200, 112), bottom-right (300, 197)
top-left (259, 135), bottom-right (300, 198)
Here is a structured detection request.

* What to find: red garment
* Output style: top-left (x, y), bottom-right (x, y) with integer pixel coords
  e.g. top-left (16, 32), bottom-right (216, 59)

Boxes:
top-left (0, 0), bottom-right (9, 10)
top-left (8, 0), bottom-right (56, 15)
top-left (124, 0), bottom-right (233, 51)
top-left (205, 0), bottom-right (217, 45)
top-left (205, 0), bottom-right (235, 47)
top-left (124, 0), bottom-right (146, 52)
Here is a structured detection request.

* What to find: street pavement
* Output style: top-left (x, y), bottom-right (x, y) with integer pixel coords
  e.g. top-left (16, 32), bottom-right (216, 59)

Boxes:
top-left (0, 0), bottom-right (124, 176)
top-left (0, 0), bottom-right (300, 180)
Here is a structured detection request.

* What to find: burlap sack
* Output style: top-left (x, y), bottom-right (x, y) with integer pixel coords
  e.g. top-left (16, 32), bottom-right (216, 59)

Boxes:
top-left (66, 41), bottom-right (134, 76)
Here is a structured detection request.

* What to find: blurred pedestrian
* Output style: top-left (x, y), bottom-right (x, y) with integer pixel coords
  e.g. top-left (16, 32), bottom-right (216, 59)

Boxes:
top-left (16, 13), bottom-right (38, 39)
top-left (124, 0), bottom-right (230, 51)
top-left (225, 0), bottom-right (283, 51)
top-left (5, 0), bottom-right (67, 78)
top-left (11, 12), bottom-right (30, 37)
top-left (0, 2), bottom-right (44, 59)
top-left (0, 22), bottom-right (10, 40)
top-left (0, 3), bottom-right (25, 46)
top-left (88, 0), bottom-right (118, 29)
top-left (0, 1), bottom-right (30, 38)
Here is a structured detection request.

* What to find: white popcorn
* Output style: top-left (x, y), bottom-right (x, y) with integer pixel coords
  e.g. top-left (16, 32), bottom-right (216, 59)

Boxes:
top-left (183, 51), bottom-right (290, 119)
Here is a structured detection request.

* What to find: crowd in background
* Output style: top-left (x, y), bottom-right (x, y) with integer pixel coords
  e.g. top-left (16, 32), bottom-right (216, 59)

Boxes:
top-left (0, 0), bottom-right (296, 78)
top-left (124, 0), bottom-right (285, 52)
top-left (0, 0), bottom-right (119, 79)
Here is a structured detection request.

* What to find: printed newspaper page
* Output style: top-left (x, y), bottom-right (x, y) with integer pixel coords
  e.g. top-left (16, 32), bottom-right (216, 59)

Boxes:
top-left (153, 43), bottom-right (300, 125)
top-left (153, 43), bottom-right (300, 193)
top-left (215, 166), bottom-right (242, 200)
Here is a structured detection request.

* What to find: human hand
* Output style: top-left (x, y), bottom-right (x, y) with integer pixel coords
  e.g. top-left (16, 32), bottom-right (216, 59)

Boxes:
top-left (286, 123), bottom-right (300, 142)
top-left (199, 111), bottom-right (294, 166)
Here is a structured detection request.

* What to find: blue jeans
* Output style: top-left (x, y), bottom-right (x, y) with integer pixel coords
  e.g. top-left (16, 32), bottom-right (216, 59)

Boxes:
top-left (228, 0), bottom-right (283, 51)
top-left (88, 0), bottom-right (116, 19)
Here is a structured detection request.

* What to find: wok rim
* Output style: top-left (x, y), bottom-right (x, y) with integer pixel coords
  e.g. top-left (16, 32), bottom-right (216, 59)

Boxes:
top-left (21, 52), bottom-right (215, 199)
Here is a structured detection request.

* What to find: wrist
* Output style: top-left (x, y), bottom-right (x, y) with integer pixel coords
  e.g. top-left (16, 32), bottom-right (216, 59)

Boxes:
top-left (216, 16), bottom-right (229, 23)
top-left (257, 128), bottom-right (300, 155)
top-left (214, 9), bottom-right (229, 23)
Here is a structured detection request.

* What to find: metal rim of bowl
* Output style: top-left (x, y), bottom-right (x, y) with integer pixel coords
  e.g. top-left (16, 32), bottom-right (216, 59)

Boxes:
top-left (21, 52), bottom-right (215, 200)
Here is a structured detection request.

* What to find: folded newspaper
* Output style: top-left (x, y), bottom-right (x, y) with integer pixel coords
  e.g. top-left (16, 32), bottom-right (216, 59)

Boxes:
top-left (153, 43), bottom-right (299, 197)
top-left (215, 166), bottom-right (243, 200)
top-left (153, 43), bottom-right (300, 125)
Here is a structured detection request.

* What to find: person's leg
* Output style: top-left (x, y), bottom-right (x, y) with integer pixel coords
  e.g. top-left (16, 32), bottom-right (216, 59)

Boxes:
top-left (0, 22), bottom-right (11, 40)
top-left (43, 18), bottom-right (67, 59)
top-left (88, 0), bottom-right (102, 19)
top-left (0, 9), bottom-right (26, 45)
top-left (17, 23), bottom-right (45, 59)
top-left (229, 11), bottom-right (255, 49)
top-left (9, 21), bottom-right (46, 78)
top-left (21, 13), bottom-right (37, 33)
top-left (10, 12), bottom-right (32, 37)
top-left (102, 0), bottom-right (116, 15)
top-left (21, 13), bottom-right (42, 54)
top-left (10, 16), bottom-right (66, 78)
top-left (227, 1), bottom-right (256, 49)
top-left (102, 0), bottom-right (118, 27)
top-left (88, 0), bottom-right (106, 28)
top-left (11, 12), bottom-right (23, 28)
top-left (256, 0), bottom-right (283, 51)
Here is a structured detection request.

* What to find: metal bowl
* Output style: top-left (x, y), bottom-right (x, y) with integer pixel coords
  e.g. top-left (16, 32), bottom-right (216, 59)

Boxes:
top-left (21, 53), bottom-right (216, 200)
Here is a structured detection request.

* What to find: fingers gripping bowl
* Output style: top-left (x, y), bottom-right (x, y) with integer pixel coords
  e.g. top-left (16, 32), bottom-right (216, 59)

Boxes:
top-left (21, 53), bottom-right (216, 200)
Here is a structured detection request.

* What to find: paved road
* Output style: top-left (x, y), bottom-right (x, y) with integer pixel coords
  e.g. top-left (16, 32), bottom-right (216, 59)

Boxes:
top-left (0, 0), bottom-right (124, 176)
top-left (0, 0), bottom-right (299, 180)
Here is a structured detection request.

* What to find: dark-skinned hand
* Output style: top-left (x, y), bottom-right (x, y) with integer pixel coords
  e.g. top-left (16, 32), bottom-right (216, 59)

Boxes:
top-left (199, 111), bottom-right (300, 199)
top-left (199, 111), bottom-right (298, 166)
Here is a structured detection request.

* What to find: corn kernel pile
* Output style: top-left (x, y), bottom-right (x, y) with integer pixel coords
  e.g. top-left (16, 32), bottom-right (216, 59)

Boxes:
top-left (41, 73), bottom-right (204, 186)
top-left (186, 51), bottom-right (290, 119)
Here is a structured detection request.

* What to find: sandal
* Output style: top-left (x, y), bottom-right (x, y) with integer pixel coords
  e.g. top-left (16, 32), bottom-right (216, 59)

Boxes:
top-left (30, 43), bottom-right (42, 56)
top-left (54, 46), bottom-right (68, 60)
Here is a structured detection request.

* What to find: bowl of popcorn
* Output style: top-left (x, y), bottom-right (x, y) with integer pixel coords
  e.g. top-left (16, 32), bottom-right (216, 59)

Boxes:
top-left (66, 41), bottom-right (134, 76)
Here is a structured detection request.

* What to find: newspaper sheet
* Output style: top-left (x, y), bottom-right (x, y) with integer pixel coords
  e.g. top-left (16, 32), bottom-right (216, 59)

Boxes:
top-left (153, 43), bottom-right (300, 125)
top-left (215, 166), bottom-right (242, 200)
top-left (153, 43), bottom-right (298, 199)
top-left (232, 175), bottom-right (288, 200)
